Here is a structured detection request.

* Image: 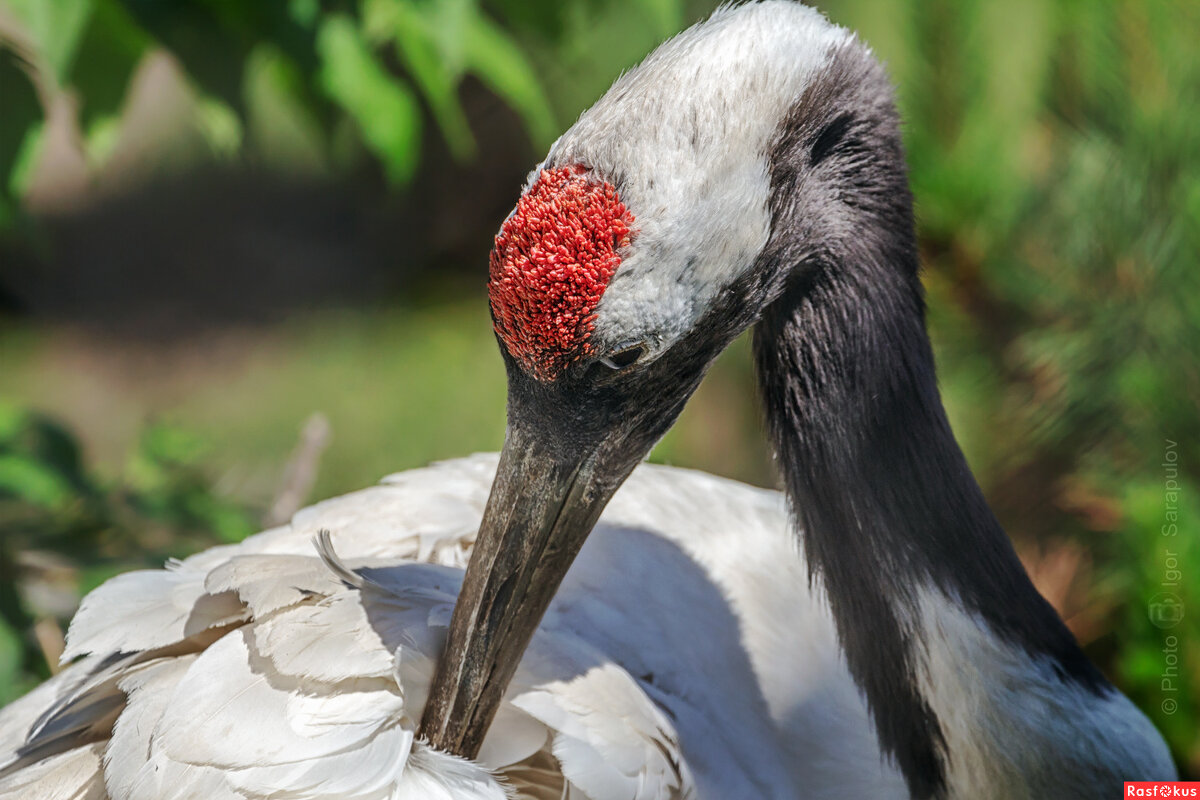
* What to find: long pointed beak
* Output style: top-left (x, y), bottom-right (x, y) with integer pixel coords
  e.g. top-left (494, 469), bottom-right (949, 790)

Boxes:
top-left (418, 423), bottom-right (618, 757)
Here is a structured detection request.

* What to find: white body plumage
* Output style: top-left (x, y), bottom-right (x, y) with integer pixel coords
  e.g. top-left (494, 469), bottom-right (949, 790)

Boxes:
top-left (0, 455), bottom-right (903, 800)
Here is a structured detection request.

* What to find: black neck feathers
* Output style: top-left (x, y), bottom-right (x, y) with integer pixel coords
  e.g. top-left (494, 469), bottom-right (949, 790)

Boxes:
top-left (751, 43), bottom-right (1109, 799)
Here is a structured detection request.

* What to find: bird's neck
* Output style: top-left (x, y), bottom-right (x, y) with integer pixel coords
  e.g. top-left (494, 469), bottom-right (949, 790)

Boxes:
top-left (752, 240), bottom-right (1116, 797)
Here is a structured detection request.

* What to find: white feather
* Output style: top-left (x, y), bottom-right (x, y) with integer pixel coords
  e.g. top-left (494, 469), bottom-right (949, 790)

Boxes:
top-left (0, 743), bottom-right (106, 800)
top-left (913, 588), bottom-right (1177, 798)
top-left (3, 453), bottom-right (853, 798)
top-left (61, 569), bottom-right (246, 663)
top-left (513, 665), bottom-right (691, 800)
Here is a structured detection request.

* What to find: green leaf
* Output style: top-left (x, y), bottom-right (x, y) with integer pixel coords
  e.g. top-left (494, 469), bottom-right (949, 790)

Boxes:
top-left (0, 47), bottom-right (43, 211)
top-left (363, 0), bottom-right (475, 159)
top-left (243, 44), bottom-right (327, 172)
top-left (69, 0), bottom-right (152, 125)
top-left (0, 454), bottom-right (72, 508)
top-left (316, 14), bottom-right (421, 184)
top-left (5, 0), bottom-right (95, 85)
top-left (288, 0), bottom-right (320, 29)
top-left (462, 11), bottom-right (556, 146)
top-left (363, 0), bottom-right (555, 157)
top-left (196, 96), bottom-right (244, 159)
top-left (84, 113), bottom-right (121, 170)
top-left (7, 120), bottom-right (44, 201)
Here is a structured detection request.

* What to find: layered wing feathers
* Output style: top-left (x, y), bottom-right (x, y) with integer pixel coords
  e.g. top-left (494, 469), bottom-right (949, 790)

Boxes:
top-left (2, 455), bottom-right (775, 800)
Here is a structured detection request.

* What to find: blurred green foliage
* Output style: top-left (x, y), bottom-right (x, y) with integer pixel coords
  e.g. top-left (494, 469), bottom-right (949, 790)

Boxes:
top-left (0, 0), bottom-right (1197, 777)
top-left (0, 403), bottom-right (253, 701)
top-left (0, 0), bottom-right (685, 205)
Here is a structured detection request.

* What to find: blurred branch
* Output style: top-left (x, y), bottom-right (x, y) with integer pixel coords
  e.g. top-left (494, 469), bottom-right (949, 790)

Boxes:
top-left (32, 618), bottom-right (64, 674)
top-left (266, 412), bottom-right (331, 527)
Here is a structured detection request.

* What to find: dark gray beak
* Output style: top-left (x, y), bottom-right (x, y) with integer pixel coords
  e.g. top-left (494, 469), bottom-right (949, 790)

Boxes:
top-left (417, 419), bottom-right (624, 757)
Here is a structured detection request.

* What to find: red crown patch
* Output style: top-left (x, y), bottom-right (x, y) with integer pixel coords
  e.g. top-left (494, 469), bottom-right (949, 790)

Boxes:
top-left (488, 166), bottom-right (634, 381)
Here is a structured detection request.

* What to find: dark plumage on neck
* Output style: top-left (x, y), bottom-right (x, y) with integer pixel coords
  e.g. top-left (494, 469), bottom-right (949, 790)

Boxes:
top-left (750, 44), bottom-right (1110, 799)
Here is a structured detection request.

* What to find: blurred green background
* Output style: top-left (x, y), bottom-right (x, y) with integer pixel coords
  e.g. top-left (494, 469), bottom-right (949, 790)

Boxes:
top-left (0, 0), bottom-right (1197, 776)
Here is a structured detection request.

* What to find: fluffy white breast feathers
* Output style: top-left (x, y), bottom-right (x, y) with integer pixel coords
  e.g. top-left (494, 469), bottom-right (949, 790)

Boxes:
top-left (0, 456), bottom-right (695, 800)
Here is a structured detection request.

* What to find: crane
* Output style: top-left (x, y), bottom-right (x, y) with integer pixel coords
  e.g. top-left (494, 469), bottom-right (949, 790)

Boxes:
top-left (0, 2), bottom-right (1176, 798)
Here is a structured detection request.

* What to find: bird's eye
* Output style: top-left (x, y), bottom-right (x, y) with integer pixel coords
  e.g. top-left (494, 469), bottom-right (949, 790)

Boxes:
top-left (599, 343), bottom-right (646, 370)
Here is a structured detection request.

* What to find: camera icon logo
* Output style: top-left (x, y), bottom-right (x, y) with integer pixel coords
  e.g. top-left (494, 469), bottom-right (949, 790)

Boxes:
top-left (1148, 593), bottom-right (1184, 629)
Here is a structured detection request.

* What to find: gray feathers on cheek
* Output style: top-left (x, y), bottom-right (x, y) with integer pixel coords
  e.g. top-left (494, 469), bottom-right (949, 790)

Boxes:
top-left (539, 2), bottom-right (855, 360)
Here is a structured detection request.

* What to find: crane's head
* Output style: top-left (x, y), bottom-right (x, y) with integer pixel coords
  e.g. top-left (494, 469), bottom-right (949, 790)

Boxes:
top-left (420, 0), bottom-right (908, 755)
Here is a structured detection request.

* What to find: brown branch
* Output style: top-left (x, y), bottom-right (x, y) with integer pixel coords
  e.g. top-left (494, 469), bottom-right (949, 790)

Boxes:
top-left (265, 413), bottom-right (332, 527)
